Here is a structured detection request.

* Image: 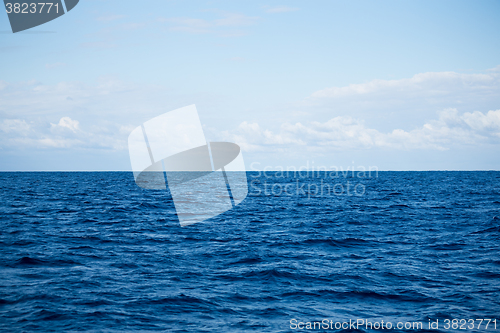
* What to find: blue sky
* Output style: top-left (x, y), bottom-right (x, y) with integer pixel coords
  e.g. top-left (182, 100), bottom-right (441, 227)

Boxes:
top-left (0, 0), bottom-right (499, 170)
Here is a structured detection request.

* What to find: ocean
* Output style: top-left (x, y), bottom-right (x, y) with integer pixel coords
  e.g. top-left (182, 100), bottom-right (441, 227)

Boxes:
top-left (0, 171), bottom-right (499, 332)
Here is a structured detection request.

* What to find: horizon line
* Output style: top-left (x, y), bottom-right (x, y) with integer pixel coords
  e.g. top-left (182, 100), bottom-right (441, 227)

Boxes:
top-left (0, 170), bottom-right (499, 172)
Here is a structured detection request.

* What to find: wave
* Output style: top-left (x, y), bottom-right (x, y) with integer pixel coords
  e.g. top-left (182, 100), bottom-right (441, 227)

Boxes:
top-left (1, 171), bottom-right (499, 332)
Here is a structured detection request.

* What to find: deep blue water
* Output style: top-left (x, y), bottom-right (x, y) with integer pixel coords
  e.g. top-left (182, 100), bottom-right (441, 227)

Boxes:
top-left (0, 171), bottom-right (499, 332)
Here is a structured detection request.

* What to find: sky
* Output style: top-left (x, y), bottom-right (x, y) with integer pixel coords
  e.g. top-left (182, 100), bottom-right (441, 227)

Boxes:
top-left (0, 0), bottom-right (499, 171)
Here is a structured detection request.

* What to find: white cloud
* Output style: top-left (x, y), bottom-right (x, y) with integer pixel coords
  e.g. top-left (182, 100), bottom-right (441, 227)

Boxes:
top-left (0, 116), bottom-right (127, 150)
top-left (36, 137), bottom-right (78, 148)
top-left (217, 109), bottom-right (500, 153)
top-left (1, 67), bottom-right (499, 169)
top-left (0, 78), bottom-right (216, 152)
top-left (264, 6), bottom-right (299, 13)
top-left (461, 110), bottom-right (500, 135)
top-left (0, 119), bottom-right (31, 134)
top-left (295, 69), bottom-right (500, 136)
top-left (51, 117), bottom-right (80, 133)
top-left (310, 71), bottom-right (498, 99)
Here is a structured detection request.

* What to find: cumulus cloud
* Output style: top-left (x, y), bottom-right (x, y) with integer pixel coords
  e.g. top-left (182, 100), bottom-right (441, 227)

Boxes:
top-left (51, 117), bottom-right (80, 133)
top-left (302, 70), bottom-right (500, 134)
top-left (0, 117), bottom-right (73, 149)
top-left (461, 110), bottom-right (500, 135)
top-left (0, 116), bottom-right (127, 150)
top-left (1, 68), bottom-right (499, 165)
top-left (0, 79), bottom-right (170, 151)
top-left (217, 109), bottom-right (500, 153)
top-left (0, 77), bottom-right (222, 153)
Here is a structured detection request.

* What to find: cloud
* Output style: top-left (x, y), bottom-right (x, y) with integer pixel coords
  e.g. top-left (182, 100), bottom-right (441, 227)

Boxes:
top-left (0, 78), bottom-right (216, 152)
top-left (0, 116), bottom-right (126, 150)
top-left (295, 69), bottom-right (500, 136)
top-left (264, 6), bottom-right (299, 13)
top-left (310, 71), bottom-right (498, 100)
top-left (213, 13), bottom-right (258, 26)
top-left (217, 108), bottom-right (500, 153)
top-left (206, 65), bottom-right (500, 155)
top-left (162, 12), bottom-right (259, 35)
top-left (1, 67), bottom-right (499, 169)
top-left (0, 119), bottom-right (31, 134)
top-left (51, 117), bottom-right (80, 133)
top-left (461, 110), bottom-right (500, 134)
